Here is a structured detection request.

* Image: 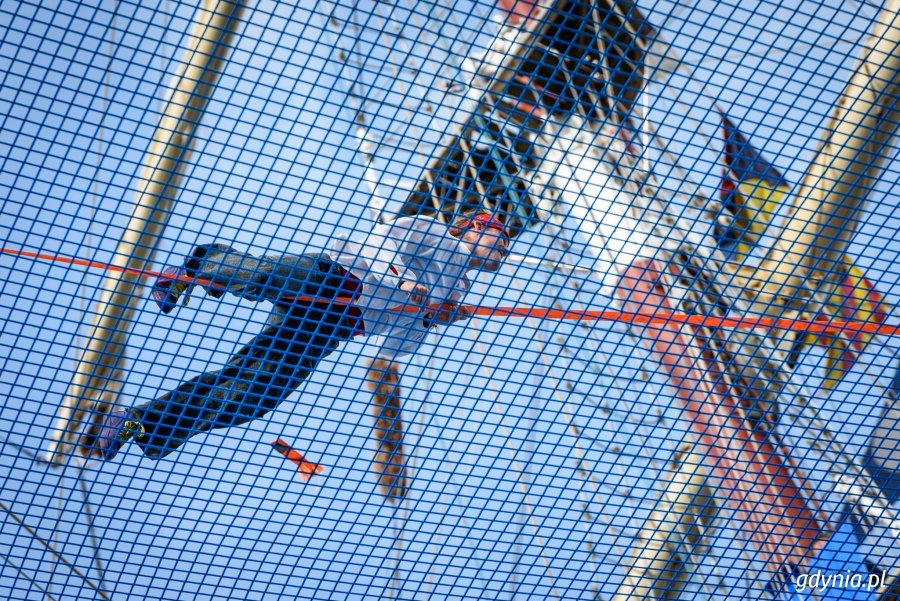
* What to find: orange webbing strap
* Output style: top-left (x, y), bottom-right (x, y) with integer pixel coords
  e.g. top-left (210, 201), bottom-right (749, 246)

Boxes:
top-left (3, 246), bottom-right (898, 337)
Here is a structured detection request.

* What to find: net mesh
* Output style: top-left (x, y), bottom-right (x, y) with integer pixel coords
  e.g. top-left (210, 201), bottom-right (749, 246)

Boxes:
top-left (1, 0), bottom-right (899, 599)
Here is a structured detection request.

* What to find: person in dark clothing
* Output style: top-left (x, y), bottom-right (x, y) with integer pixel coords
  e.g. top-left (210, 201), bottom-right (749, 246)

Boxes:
top-left (97, 214), bottom-right (510, 460)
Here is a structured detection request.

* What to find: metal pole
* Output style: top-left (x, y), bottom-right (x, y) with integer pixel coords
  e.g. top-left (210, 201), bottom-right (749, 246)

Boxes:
top-left (741, 3), bottom-right (900, 572)
top-left (46, 0), bottom-right (247, 464)
top-left (752, 1), bottom-right (900, 301)
top-left (612, 445), bottom-right (718, 601)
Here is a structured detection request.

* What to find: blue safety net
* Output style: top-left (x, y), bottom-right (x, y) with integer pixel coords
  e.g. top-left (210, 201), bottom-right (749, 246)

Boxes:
top-left (1, 1), bottom-right (899, 599)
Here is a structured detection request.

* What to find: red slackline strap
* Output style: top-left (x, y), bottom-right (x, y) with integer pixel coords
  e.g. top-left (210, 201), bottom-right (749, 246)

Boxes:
top-left (3, 246), bottom-right (897, 337)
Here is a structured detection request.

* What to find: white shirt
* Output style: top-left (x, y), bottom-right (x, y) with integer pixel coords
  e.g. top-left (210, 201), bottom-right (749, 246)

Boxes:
top-left (330, 216), bottom-right (472, 359)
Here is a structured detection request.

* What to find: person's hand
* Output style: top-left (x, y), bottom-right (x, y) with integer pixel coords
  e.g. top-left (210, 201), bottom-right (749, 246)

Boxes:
top-left (424, 303), bottom-right (471, 328)
top-left (399, 280), bottom-right (429, 305)
top-left (452, 303), bottom-right (472, 323)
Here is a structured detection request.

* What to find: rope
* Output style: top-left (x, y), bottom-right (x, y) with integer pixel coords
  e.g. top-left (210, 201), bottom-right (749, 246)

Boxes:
top-left (3, 245), bottom-right (897, 337)
top-left (0, 500), bottom-right (112, 600)
top-left (0, 435), bottom-right (110, 596)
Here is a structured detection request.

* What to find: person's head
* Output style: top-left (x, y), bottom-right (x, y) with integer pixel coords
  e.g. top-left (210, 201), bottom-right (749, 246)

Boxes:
top-left (449, 212), bottom-right (510, 272)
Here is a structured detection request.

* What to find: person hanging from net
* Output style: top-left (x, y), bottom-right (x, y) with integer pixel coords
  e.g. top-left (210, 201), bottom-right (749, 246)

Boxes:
top-left (95, 212), bottom-right (510, 460)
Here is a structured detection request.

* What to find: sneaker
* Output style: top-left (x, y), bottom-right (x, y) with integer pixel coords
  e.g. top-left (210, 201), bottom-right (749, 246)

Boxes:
top-left (97, 410), bottom-right (145, 460)
top-left (151, 266), bottom-right (192, 314)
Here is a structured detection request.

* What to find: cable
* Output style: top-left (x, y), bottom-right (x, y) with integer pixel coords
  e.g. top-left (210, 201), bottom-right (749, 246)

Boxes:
top-left (0, 500), bottom-right (111, 601)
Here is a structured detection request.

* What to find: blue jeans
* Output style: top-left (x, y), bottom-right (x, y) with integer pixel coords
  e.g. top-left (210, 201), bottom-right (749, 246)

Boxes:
top-left (130, 244), bottom-right (361, 459)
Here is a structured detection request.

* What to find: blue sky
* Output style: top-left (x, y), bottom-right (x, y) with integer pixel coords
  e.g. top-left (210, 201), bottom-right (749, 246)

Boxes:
top-left (0, 0), bottom-right (898, 599)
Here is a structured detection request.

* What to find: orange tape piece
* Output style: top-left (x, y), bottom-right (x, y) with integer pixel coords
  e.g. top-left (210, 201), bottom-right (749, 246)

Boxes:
top-left (270, 438), bottom-right (325, 481)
